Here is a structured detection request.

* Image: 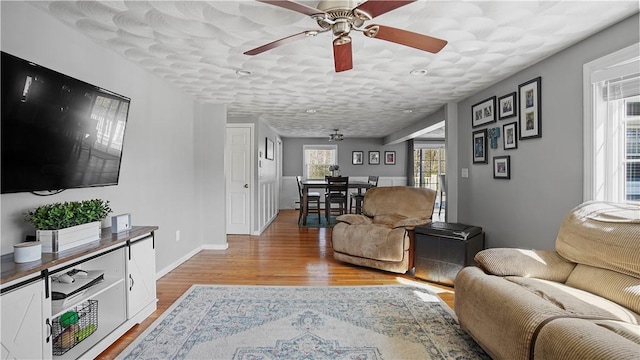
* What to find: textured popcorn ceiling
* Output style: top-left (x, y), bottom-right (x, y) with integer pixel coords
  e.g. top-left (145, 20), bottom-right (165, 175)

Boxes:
top-left (30, 1), bottom-right (639, 138)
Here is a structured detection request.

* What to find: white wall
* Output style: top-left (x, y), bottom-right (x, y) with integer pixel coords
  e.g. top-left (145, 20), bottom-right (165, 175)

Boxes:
top-left (195, 103), bottom-right (228, 249)
top-left (0, 2), bottom-right (227, 272)
top-left (457, 13), bottom-right (640, 250)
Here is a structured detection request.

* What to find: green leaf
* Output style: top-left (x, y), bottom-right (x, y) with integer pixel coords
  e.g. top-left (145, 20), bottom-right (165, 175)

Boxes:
top-left (24, 199), bottom-right (113, 230)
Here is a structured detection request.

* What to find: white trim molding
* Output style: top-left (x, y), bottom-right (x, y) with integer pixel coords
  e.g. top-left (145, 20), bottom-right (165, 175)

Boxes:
top-left (583, 42), bottom-right (640, 202)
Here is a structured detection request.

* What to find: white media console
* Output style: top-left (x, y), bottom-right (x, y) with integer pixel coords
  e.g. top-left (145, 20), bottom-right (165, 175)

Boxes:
top-left (1, 226), bottom-right (158, 360)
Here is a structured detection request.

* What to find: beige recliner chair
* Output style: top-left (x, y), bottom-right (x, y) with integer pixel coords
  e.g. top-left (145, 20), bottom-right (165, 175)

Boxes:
top-left (331, 186), bottom-right (436, 273)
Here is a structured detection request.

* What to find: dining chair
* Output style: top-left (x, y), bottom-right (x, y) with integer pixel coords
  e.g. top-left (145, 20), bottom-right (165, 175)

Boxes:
top-left (296, 176), bottom-right (321, 225)
top-left (350, 175), bottom-right (378, 214)
top-left (324, 176), bottom-right (349, 222)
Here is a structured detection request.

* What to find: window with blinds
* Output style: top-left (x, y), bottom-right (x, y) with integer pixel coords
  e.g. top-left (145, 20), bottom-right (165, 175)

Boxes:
top-left (303, 145), bottom-right (337, 180)
top-left (586, 44), bottom-right (640, 203)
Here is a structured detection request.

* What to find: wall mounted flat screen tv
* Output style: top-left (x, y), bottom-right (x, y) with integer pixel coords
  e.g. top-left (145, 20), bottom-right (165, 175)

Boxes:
top-left (1, 51), bottom-right (131, 194)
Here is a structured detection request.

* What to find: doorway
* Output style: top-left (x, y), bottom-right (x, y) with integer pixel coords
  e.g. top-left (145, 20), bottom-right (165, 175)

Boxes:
top-left (226, 124), bottom-right (253, 234)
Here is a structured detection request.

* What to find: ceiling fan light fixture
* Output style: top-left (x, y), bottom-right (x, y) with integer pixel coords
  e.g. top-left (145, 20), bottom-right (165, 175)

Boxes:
top-left (333, 35), bottom-right (352, 46)
top-left (332, 18), bottom-right (351, 37)
top-left (329, 129), bottom-right (344, 141)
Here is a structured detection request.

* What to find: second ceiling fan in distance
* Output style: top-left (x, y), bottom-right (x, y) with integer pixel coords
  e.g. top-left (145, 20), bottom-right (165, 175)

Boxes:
top-left (244, 0), bottom-right (448, 72)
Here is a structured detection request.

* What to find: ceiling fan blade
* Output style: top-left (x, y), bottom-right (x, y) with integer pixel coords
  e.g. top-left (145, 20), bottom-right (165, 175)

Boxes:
top-left (333, 38), bottom-right (353, 72)
top-left (244, 31), bottom-right (313, 56)
top-left (354, 0), bottom-right (415, 19)
top-left (257, 0), bottom-right (326, 17)
top-left (364, 24), bottom-right (448, 53)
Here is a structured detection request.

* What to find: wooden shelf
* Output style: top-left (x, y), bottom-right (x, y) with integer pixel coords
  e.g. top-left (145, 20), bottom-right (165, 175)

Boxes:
top-left (51, 276), bottom-right (124, 318)
top-left (1, 226), bottom-right (158, 286)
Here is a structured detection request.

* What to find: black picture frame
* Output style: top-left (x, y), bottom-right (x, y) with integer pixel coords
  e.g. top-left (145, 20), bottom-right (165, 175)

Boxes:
top-left (498, 92), bottom-right (517, 120)
top-left (384, 151), bottom-right (396, 165)
top-left (368, 151), bottom-right (380, 165)
top-left (472, 96), bottom-right (496, 128)
top-left (493, 155), bottom-right (511, 179)
top-left (519, 77), bottom-right (542, 139)
top-left (472, 129), bottom-right (488, 164)
top-left (352, 151), bottom-right (364, 165)
top-left (265, 137), bottom-right (274, 160)
top-left (503, 122), bottom-right (518, 150)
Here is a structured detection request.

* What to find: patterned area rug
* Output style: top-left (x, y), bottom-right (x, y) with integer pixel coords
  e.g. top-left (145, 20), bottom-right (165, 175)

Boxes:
top-left (118, 285), bottom-right (488, 360)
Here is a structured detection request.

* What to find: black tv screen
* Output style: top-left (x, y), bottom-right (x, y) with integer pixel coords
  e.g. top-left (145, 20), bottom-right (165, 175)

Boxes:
top-left (1, 51), bottom-right (130, 194)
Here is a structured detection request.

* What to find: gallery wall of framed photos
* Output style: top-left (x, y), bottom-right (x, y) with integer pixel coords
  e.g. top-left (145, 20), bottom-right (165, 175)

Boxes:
top-left (471, 76), bottom-right (542, 180)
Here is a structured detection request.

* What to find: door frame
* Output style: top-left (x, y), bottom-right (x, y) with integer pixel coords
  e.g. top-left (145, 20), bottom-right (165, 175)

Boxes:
top-left (225, 123), bottom-right (254, 235)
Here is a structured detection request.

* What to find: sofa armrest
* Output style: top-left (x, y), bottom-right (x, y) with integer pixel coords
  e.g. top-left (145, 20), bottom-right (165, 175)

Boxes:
top-left (336, 214), bottom-right (372, 225)
top-left (392, 217), bottom-right (432, 230)
top-left (475, 248), bottom-right (577, 283)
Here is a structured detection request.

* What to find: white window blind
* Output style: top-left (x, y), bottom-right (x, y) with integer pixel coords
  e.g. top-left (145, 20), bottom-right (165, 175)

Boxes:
top-left (302, 145), bottom-right (337, 180)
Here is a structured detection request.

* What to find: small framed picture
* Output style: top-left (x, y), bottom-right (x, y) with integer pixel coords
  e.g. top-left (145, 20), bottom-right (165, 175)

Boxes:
top-left (519, 77), bottom-right (542, 139)
top-left (472, 96), bottom-right (496, 128)
top-left (368, 151), bottom-right (380, 165)
top-left (265, 137), bottom-right (274, 160)
top-left (493, 156), bottom-right (511, 179)
top-left (384, 151), bottom-right (396, 165)
top-left (352, 151), bottom-right (364, 165)
top-left (498, 92), bottom-right (517, 120)
top-left (503, 122), bottom-right (518, 150)
top-left (472, 129), bottom-right (488, 164)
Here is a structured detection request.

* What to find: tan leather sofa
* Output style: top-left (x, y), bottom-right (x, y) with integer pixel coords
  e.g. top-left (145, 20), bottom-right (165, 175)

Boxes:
top-left (455, 201), bottom-right (640, 360)
top-left (331, 186), bottom-right (436, 273)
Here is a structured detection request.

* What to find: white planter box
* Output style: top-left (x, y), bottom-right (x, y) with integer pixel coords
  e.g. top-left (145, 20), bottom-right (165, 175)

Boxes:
top-left (38, 221), bottom-right (101, 253)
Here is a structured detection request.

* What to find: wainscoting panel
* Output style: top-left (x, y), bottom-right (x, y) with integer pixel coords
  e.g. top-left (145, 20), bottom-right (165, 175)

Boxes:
top-left (279, 176), bottom-right (407, 210)
top-left (258, 179), bottom-right (278, 232)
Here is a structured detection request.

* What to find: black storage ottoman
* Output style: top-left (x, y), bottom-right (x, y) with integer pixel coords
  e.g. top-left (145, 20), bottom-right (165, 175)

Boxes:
top-left (414, 222), bottom-right (484, 286)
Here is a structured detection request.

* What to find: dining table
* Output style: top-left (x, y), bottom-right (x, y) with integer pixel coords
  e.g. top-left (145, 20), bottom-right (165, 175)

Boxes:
top-left (300, 179), bottom-right (373, 222)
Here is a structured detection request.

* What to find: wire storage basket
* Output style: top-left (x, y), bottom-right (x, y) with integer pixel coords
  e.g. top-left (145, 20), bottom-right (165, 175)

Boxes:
top-left (52, 300), bottom-right (98, 355)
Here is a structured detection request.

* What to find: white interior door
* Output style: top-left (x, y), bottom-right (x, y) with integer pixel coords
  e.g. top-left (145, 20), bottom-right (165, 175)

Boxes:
top-left (226, 125), bottom-right (252, 234)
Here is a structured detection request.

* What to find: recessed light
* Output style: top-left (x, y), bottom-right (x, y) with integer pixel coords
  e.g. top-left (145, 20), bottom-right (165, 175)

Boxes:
top-left (410, 69), bottom-right (428, 76)
top-left (305, 109), bottom-right (317, 113)
top-left (403, 109), bottom-right (413, 113)
top-left (236, 70), bottom-right (251, 76)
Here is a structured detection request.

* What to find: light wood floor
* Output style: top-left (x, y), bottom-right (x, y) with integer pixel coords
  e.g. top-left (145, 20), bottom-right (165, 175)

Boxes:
top-left (97, 209), bottom-right (454, 359)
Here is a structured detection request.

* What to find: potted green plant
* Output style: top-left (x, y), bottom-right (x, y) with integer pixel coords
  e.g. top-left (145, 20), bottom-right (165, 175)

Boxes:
top-left (24, 199), bottom-right (112, 252)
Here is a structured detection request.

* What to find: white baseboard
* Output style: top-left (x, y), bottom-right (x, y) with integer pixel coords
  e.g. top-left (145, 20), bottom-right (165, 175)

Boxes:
top-left (155, 242), bottom-right (228, 280)
top-left (202, 242), bottom-right (229, 250)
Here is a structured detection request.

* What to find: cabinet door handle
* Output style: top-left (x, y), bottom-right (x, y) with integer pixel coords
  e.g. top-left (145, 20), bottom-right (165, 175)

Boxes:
top-left (129, 274), bottom-right (134, 291)
top-left (46, 318), bottom-right (52, 343)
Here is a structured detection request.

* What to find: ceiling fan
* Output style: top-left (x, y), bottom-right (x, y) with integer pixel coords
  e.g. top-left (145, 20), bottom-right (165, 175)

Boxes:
top-left (244, 0), bottom-right (448, 72)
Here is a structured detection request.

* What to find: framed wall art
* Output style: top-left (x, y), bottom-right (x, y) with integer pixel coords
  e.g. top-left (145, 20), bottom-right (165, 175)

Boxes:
top-left (384, 151), bottom-right (396, 165)
top-left (503, 122), bottom-right (518, 150)
top-left (265, 137), bottom-right (274, 160)
top-left (519, 77), bottom-right (542, 139)
top-left (493, 156), bottom-right (511, 179)
top-left (498, 92), bottom-right (517, 120)
top-left (472, 129), bottom-right (488, 164)
top-left (369, 151), bottom-right (380, 165)
top-left (472, 96), bottom-right (496, 128)
top-left (352, 151), bottom-right (364, 165)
